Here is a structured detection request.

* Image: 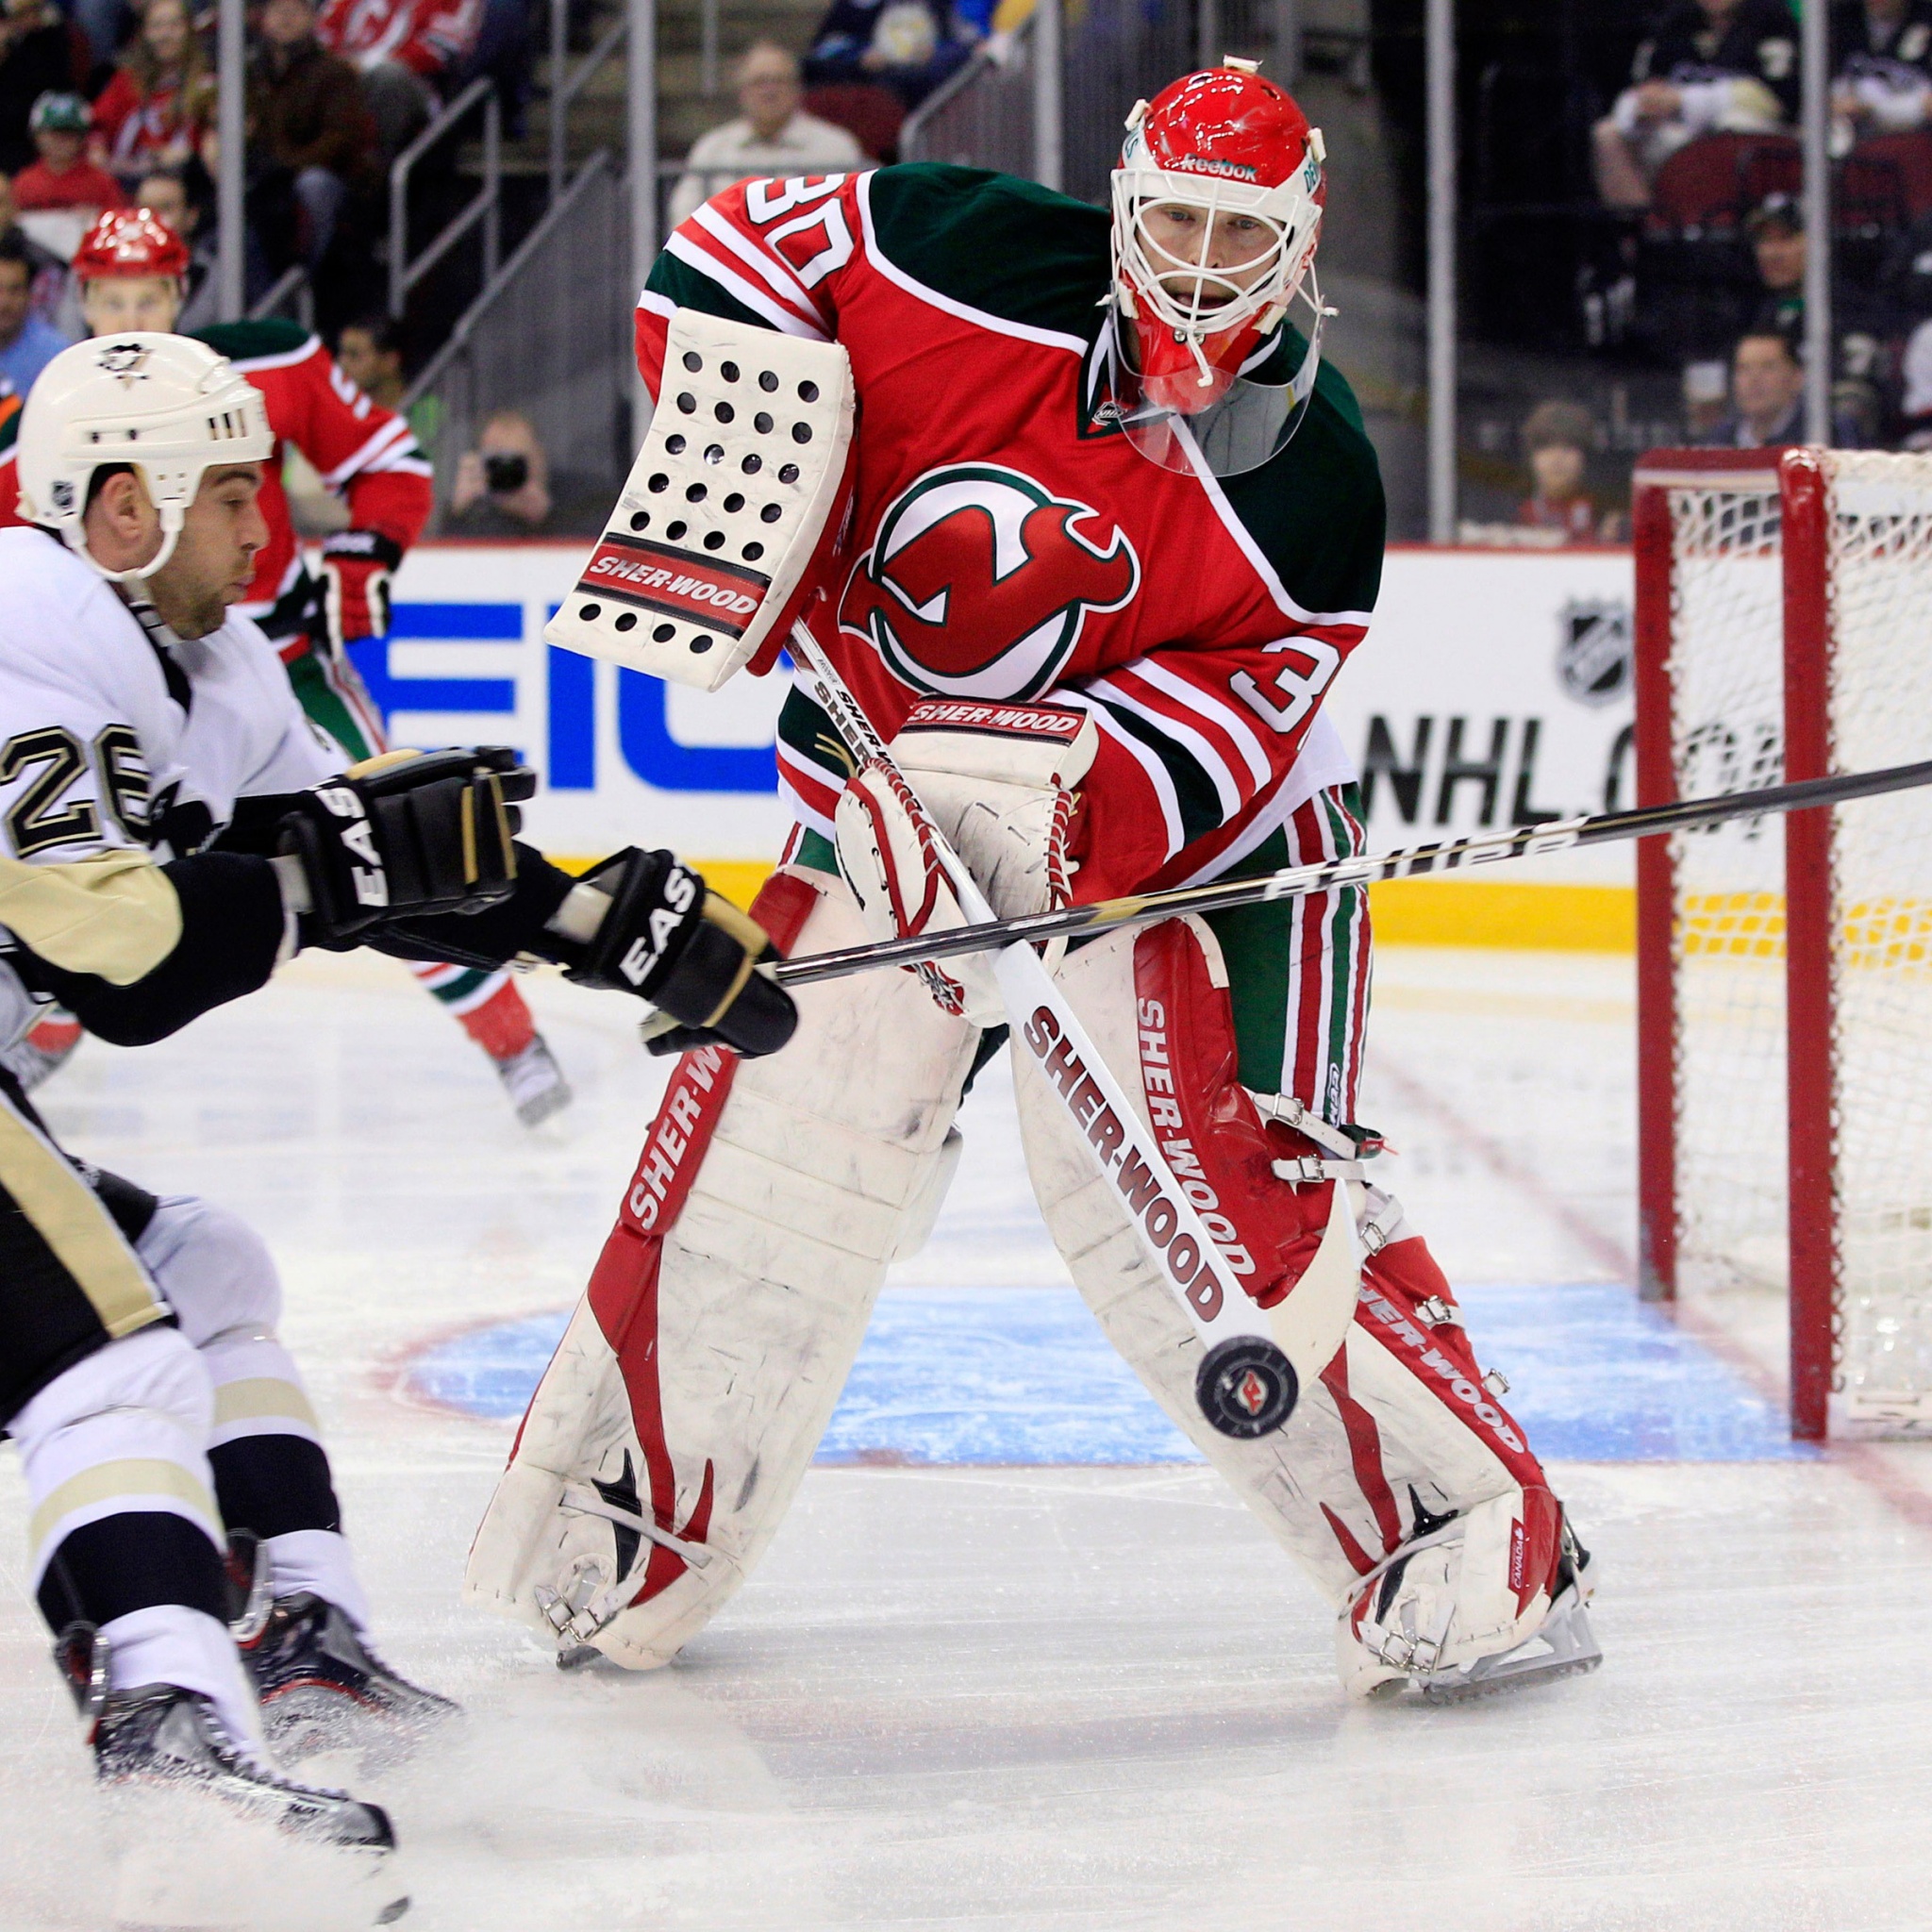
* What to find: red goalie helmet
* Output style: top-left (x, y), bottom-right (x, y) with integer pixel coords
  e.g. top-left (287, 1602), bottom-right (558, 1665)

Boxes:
top-left (73, 208), bottom-right (191, 283)
top-left (1103, 60), bottom-right (1328, 475)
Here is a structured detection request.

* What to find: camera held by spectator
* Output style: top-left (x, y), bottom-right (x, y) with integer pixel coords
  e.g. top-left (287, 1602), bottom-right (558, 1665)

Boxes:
top-left (451, 410), bottom-right (555, 534)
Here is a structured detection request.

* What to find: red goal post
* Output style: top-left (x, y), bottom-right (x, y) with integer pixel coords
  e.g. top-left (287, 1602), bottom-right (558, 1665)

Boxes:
top-left (1634, 446), bottom-right (1932, 1440)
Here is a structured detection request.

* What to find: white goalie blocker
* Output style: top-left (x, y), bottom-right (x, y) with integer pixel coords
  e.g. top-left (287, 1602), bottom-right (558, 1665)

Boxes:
top-left (542, 308), bottom-right (856, 691)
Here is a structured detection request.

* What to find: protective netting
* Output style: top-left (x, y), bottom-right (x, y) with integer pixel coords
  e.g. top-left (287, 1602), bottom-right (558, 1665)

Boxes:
top-left (1666, 453), bottom-right (1932, 1426)
top-left (1665, 474), bottom-right (1790, 1294)
top-left (1820, 454), bottom-right (1932, 1421)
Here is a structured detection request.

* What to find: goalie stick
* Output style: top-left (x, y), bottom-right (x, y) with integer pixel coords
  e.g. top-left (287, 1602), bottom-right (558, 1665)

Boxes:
top-left (770, 753), bottom-right (1932, 989)
top-left (785, 621), bottom-right (1363, 1441)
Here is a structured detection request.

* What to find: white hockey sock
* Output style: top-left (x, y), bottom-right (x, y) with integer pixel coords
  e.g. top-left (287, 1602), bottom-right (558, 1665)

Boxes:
top-left (101, 1603), bottom-right (265, 1749)
top-left (264, 1528), bottom-right (371, 1632)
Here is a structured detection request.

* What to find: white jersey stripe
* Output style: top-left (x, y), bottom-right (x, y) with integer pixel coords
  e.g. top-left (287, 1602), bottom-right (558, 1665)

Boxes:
top-left (692, 202), bottom-right (826, 323)
top-left (1066, 693), bottom-right (1185, 860)
top-left (855, 173), bottom-right (1091, 356)
top-left (1084, 673), bottom-right (1243, 822)
top-left (1124, 655), bottom-right (1274, 790)
top-left (662, 234), bottom-right (828, 340)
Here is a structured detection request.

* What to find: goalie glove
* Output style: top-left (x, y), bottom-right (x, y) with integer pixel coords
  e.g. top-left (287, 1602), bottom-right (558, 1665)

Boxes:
top-left (834, 699), bottom-right (1098, 1024)
top-left (319, 529), bottom-right (403, 653)
top-left (548, 848), bottom-right (797, 1058)
top-left (277, 746), bottom-right (533, 947)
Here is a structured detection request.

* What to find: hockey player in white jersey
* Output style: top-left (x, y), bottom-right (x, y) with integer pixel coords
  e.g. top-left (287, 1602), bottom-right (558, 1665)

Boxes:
top-left (0, 332), bottom-right (798, 1862)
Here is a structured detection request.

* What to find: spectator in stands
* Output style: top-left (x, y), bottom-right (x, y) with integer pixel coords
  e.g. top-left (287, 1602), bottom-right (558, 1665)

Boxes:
top-left (0, 164), bottom-right (66, 317)
top-left (1517, 402), bottom-right (1624, 542)
top-left (133, 164), bottom-right (214, 329)
top-left (249, 0), bottom-right (378, 273)
top-left (805, 0), bottom-right (977, 110)
top-left (0, 0), bottom-right (88, 177)
top-left (314, 0), bottom-right (483, 164)
top-left (1739, 191), bottom-right (1888, 435)
top-left (90, 0), bottom-right (215, 188)
top-left (667, 41), bottom-right (867, 229)
top-left (449, 409), bottom-right (553, 532)
top-left (1593, 0), bottom-right (1801, 210)
top-left (13, 92), bottom-right (125, 220)
top-left (0, 225), bottom-right (66, 391)
top-left (1833, 0), bottom-right (1932, 142)
top-left (1896, 308), bottom-right (1932, 441)
top-left (448, 408), bottom-right (608, 534)
top-left (1704, 327), bottom-right (1867, 444)
top-left (337, 310), bottom-right (441, 454)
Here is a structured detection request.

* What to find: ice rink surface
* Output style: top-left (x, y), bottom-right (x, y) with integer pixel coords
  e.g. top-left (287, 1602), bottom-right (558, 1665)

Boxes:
top-left (6, 941), bottom-right (1932, 1930)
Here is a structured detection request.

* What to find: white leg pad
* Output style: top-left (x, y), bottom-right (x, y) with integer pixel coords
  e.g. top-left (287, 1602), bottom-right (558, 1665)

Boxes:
top-left (1015, 921), bottom-right (1369, 1596)
top-left (466, 873), bottom-right (978, 1668)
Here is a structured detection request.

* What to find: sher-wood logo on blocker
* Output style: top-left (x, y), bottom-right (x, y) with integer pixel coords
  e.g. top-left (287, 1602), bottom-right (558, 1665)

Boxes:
top-left (576, 532), bottom-right (772, 638)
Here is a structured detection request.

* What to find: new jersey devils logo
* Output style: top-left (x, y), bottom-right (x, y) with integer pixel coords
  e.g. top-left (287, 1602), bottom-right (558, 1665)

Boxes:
top-left (839, 463), bottom-right (1141, 700)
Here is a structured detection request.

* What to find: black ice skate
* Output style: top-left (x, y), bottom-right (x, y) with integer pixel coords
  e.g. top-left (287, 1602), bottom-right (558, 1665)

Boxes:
top-left (92, 1680), bottom-right (400, 1860)
top-left (243, 1594), bottom-right (459, 1768)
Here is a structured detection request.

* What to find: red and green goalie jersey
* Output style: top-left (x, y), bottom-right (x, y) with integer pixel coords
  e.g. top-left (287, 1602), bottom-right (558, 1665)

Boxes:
top-left (641, 163), bottom-right (1386, 902)
top-left (0, 320), bottom-right (432, 658)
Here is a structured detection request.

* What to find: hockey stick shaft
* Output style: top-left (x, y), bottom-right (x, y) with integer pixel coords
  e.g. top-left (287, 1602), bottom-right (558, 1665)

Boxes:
top-left (783, 625), bottom-right (1314, 1379)
top-left (772, 753), bottom-right (1932, 989)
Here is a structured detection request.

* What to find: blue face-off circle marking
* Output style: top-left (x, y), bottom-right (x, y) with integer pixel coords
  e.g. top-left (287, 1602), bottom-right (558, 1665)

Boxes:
top-left (400, 1282), bottom-right (1812, 1466)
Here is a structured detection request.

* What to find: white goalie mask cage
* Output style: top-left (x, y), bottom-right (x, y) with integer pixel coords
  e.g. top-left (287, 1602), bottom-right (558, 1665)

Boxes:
top-left (1103, 94), bottom-right (1330, 476)
top-left (16, 333), bottom-right (273, 582)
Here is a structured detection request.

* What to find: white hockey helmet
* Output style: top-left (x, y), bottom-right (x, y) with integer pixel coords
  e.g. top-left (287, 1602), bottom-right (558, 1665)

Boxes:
top-left (16, 332), bottom-right (273, 582)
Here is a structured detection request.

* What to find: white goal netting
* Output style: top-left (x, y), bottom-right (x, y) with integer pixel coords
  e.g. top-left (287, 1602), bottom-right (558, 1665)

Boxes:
top-left (1662, 452), bottom-right (1932, 1427)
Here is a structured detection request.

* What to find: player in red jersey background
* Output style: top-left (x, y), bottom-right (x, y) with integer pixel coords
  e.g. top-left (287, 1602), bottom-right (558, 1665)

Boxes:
top-left (0, 210), bottom-right (572, 1122)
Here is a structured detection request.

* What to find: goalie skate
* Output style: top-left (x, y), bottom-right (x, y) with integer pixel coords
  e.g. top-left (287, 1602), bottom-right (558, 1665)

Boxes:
top-left (1337, 1491), bottom-right (1601, 1702)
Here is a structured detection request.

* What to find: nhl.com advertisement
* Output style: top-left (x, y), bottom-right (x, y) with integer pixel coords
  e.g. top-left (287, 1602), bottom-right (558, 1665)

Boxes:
top-left (360, 542), bottom-right (1637, 938)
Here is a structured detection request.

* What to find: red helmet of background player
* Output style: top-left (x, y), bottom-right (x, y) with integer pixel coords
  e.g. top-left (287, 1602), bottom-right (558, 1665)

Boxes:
top-left (1108, 61), bottom-right (1326, 424)
top-left (73, 208), bottom-right (191, 283)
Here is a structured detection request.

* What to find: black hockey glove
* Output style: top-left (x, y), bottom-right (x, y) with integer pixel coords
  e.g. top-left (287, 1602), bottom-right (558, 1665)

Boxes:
top-left (278, 747), bottom-right (536, 947)
top-left (558, 848), bottom-right (798, 1058)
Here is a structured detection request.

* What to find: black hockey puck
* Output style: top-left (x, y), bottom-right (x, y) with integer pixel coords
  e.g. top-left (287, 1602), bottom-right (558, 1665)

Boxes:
top-left (1195, 1336), bottom-right (1298, 1438)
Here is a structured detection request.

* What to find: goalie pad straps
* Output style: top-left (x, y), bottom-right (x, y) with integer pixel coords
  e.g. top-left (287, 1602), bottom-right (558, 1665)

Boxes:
top-left (465, 870), bottom-right (980, 1666)
top-left (1015, 915), bottom-right (1557, 1616)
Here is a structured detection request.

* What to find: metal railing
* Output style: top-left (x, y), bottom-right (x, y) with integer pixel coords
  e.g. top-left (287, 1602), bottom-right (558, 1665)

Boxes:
top-left (901, 25), bottom-right (1038, 178)
top-left (902, 0), bottom-right (1204, 202)
top-left (548, 2), bottom-right (629, 203)
top-left (390, 75), bottom-right (503, 319)
top-left (248, 263), bottom-right (312, 329)
top-left (404, 151), bottom-right (633, 522)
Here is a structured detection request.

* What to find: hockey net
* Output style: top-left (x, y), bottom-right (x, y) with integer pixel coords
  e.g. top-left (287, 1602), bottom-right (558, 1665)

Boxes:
top-left (1635, 447), bottom-right (1932, 1437)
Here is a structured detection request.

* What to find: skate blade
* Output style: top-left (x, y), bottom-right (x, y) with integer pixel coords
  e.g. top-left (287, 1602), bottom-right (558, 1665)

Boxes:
top-left (1418, 1596), bottom-right (1606, 1706)
top-left (107, 1785), bottom-right (409, 1931)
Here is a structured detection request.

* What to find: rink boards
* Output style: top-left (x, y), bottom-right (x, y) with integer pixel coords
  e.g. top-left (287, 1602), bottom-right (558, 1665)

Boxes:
top-left (358, 540), bottom-right (1640, 948)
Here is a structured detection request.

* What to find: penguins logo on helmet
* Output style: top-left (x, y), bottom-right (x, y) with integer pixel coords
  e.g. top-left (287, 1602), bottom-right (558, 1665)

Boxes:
top-left (97, 341), bottom-right (151, 383)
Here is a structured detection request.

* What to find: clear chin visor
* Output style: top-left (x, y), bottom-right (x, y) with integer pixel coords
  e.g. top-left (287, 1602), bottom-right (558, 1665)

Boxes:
top-left (1094, 284), bottom-right (1327, 479)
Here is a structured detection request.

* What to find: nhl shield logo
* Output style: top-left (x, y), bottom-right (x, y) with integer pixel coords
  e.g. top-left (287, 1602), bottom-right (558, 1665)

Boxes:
top-left (840, 462), bottom-right (1141, 700)
top-left (1556, 598), bottom-right (1632, 708)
